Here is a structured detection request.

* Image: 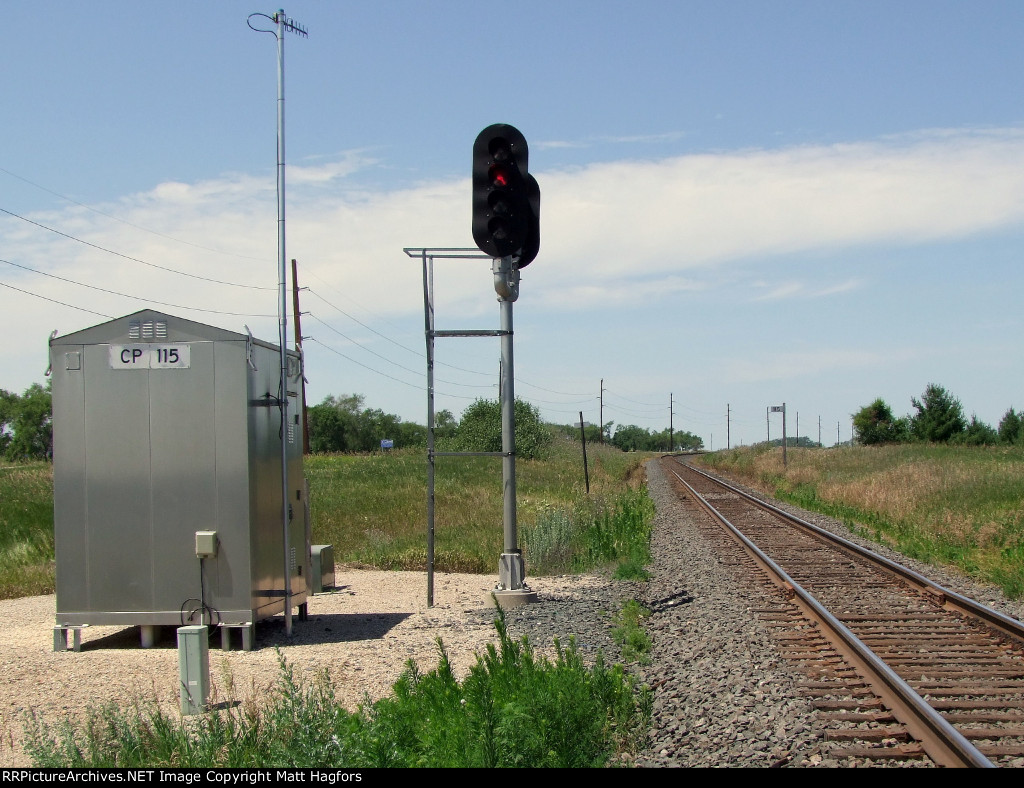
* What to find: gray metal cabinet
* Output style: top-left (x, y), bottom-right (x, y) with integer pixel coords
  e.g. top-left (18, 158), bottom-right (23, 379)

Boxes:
top-left (50, 310), bottom-right (308, 647)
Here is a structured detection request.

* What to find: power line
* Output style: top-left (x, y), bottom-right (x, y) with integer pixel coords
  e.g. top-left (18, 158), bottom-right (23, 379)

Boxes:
top-left (307, 312), bottom-right (493, 390)
top-left (0, 256), bottom-right (274, 318)
top-left (0, 166), bottom-right (268, 262)
top-left (0, 206), bottom-right (274, 291)
top-left (0, 279), bottom-right (113, 319)
top-left (305, 337), bottom-right (480, 402)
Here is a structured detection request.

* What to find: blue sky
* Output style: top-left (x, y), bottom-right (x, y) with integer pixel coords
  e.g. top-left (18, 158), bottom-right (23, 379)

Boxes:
top-left (3, 1), bottom-right (1024, 448)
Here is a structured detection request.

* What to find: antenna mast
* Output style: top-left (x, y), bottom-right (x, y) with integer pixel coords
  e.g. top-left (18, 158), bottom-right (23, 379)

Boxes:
top-left (248, 7), bottom-right (308, 638)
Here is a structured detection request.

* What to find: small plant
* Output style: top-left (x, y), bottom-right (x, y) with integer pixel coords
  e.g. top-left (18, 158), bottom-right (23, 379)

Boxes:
top-left (610, 599), bottom-right (652, 664)
top-left (613, 560), bottom-right (651, 581)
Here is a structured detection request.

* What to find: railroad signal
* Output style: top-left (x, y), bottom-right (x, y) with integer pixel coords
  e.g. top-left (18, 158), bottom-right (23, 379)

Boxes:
top-left (472, 124), bottom-right (540, 266)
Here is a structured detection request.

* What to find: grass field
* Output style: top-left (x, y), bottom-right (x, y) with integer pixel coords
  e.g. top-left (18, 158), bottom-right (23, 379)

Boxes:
top-left (307, 436), bottom-right (648, 574)
top-left (0, 463), bottom-right (54, 599)
top-left (697, 442), bottom-right (1024, 598)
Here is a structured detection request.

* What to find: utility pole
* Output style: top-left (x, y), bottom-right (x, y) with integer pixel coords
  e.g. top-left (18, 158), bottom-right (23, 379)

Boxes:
top-left (819, 415), bottom-right (822, 447)
top-left (727, 403), bottom-right (730, 450)
top-left (248, 6), bottom-right (308, 638)
top-left (599, 379), bottom-right (605, 442)
top-left (782, 402), bottom-right (787, 467)
top-left (669, 392), bottom-right (674, 452)
top-left (290, 259), bottom-right (310, 455)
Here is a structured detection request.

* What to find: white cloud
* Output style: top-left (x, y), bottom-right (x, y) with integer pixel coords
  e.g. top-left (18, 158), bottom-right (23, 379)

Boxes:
top-left (535, 128), bottom-right (1024, 285)
top-left (750, 278), bottom-right (863, 302)
top-left (5, 126), bottom-right (1024, 399)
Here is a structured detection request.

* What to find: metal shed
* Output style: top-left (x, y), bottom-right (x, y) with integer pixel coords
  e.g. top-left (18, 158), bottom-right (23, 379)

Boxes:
top-left (49, 310), bottom-right (308, 650)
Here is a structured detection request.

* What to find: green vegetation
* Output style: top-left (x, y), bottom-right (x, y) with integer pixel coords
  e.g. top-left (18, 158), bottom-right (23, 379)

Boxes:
top-left (851, 382), bottom-right (1020, 448)
top-left (309, 435), bottom-right (649, 576)
top-left (24, 612), bottom-right (651, 768)
top-left (1, 381), bottom-right (52, 461)
top-left (610, 599), bottom-right (652, 663)
top-left (446, 398), bottom-right (551, 460)
top-left (698, 442), bottom-right (1024, 597)
top-left (307, 393), bottom-right (426, 453)
top-left (0, 462), bottom-right (55, 598)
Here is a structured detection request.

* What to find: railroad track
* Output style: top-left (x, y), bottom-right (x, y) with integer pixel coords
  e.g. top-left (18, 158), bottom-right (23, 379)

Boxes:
top-left (663, 456), bottom-right (1024, 768)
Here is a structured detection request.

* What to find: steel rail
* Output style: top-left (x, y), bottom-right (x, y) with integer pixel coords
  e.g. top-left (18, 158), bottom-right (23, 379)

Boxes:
top-left (681, 460), bottom-right (1024, 646)
top-left (667, 465), bottom-right (996, 768)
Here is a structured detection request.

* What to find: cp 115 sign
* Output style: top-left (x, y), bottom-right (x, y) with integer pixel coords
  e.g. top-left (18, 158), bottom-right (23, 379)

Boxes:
top-left (108, 344), bottom-right (191, 370)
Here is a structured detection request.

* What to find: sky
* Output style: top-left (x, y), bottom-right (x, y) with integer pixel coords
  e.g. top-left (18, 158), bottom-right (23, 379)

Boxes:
top-left (3, 0), bottom-right (1024, 449)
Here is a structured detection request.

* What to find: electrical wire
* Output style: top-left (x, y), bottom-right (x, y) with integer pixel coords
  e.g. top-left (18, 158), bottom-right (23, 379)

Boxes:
top-left (0, 278), bottom-right (113, 318)
top-left (306, 337), bottom-right (482, 401)
top-left (0, 166), bottom-right (269, 262)
top-left (0, 206), bottom-right (275, 291)
top-left (307, 313), bottom-right (493, 390)
top-left (1, 257), bottom-right (275, 318)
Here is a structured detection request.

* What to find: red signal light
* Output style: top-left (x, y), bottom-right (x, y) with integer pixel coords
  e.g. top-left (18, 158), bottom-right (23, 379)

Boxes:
top-left (490, 166), bottom-right (511, 188)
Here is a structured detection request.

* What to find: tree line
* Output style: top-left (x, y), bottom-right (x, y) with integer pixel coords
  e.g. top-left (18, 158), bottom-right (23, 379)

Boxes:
top-left (308, 395), bottom-right (553, 459)
top-left (2, 381), bottom-right (703, 463)
top-left (853, 383), bottom-right (1022, 446)
top-left (307, 396), bottom-right (708, 456)
top-left (552, 421), bottom-right (704, 452)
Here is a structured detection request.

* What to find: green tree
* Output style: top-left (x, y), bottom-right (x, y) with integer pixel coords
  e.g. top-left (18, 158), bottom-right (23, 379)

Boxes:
top-left (910, 383), bottom-right (967, 443)
top-left (452, 398), bottom-right (550, 460)
top-left (853, 398), bottom-right (909, 445)
top-left (433, 409), bottom-right (458, 440)
top-left (0, 381), bottom-right (52, 461)
top-left (307, 394), bottom-right (426, 453)
top-left (955, 415), bottom-right (998, 446)
top-left (307, 394), bottom-right (363, 453)
top-left (610, 425), bottom-right (650, 452)
top-left (998, 408), bottom-right (1023, 444)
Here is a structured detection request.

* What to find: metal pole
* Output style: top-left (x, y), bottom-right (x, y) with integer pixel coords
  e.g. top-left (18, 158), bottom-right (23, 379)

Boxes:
top-left (669, 393), bottom-right (674, 452)
top-left (423, 252), bottom-right (436, 607)
top-left (494, 255), bottom-right (523, 590)
top-left (291, 259), bottom-right (309, 455)
top-left (273, 9), bottom-right (293, 638)
top-left (579, 412), bottom-right (590, 494)
top-left (782, 402), bottom-right (787, 467)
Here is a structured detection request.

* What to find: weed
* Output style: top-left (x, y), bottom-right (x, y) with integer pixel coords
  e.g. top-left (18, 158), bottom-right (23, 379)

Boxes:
top-left (610, 599), bottom-right (652, 664)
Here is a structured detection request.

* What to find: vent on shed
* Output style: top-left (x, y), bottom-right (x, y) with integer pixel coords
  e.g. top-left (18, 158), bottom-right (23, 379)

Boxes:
top-left (129, 320), bottom-right (169, 339)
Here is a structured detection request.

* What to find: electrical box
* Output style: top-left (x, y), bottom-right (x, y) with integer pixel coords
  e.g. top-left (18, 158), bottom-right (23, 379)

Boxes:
top-left (50, 310), bottom-right (310, 648)
top-left (311, 544), bottom-right (334, 593)
top-left (195, 531), bottom-right (218, 558)
top-left (177, 625), bottom-right (209, 716)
